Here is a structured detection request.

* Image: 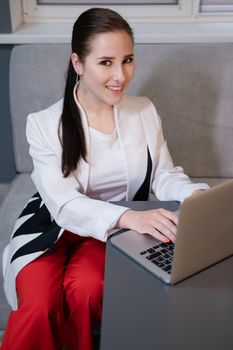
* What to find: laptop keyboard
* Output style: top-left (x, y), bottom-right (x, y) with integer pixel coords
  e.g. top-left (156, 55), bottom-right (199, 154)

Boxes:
top-left (140, 242), bottom-right (175, 274)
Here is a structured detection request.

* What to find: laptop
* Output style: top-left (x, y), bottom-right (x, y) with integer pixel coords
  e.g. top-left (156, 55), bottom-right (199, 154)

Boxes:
top-left (111, 180), bottom-right (233, 284)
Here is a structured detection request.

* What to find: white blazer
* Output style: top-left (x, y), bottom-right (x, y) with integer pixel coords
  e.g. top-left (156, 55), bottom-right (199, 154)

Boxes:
top-left (3, 93), bottom-right (209, 310)
top-left (26, 93), bottom-right (208, 241)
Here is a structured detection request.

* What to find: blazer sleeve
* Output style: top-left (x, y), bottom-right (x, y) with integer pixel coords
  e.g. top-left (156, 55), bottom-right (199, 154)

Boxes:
top-left (147, 99), bottom-right (209, 202)
top-left (26, 112), bottom-right (128, 242)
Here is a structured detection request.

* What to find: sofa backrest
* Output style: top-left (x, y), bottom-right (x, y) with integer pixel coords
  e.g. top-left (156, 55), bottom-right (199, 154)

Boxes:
top-left (10, 44), bottom-right (70, 173)
top-left (10, 43), bottom-right (233, 178)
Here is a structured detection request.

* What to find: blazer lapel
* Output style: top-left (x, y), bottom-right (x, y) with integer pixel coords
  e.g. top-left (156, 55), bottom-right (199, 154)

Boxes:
top-left (114, 98), bottom-right (148, 200)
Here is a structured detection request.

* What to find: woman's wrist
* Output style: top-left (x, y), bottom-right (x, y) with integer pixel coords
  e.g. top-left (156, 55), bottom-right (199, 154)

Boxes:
top-left (116, 209), bottom-right (135, 230)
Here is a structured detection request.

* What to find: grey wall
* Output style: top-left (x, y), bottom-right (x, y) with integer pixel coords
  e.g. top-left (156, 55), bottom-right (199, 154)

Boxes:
top-left (0, 45), bottom-right (16, 182)
top-left (0, 0), bottom-right (16, 183)
top-left (0, 0), bottom-right (11, 33)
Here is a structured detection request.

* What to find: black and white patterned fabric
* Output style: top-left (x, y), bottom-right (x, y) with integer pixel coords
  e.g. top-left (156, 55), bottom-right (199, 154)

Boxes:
top-left (11, 192), bottom-right (62, 263)
top-left (3, 193), bottom-right (64, 310)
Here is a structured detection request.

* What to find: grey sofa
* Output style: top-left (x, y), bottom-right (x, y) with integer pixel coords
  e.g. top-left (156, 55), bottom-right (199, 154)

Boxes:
top-left (1, 43), bottom-right (233, 332)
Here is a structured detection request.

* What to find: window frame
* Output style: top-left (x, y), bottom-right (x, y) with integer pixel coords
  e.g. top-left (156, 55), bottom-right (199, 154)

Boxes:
top-left (3, 0), bottom-right (233, 44)
top-left (22, 0), bottom-right (193, 23)
top-left (19, 0), bottom-right (233, 24)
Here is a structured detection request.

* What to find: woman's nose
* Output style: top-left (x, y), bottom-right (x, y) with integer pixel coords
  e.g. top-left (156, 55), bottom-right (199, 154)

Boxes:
top-left (112, 65), bottom-right (126, 83)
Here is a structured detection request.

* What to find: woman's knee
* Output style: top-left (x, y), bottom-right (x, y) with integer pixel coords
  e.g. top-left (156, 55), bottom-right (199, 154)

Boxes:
top-left (18, 287), bottom-right (64, 320)
top-left (64, 276), bottom-right (104, 312)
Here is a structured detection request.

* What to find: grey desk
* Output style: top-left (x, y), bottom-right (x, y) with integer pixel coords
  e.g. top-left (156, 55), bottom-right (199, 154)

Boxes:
top-left (100, 201), bottom-right (233, 350)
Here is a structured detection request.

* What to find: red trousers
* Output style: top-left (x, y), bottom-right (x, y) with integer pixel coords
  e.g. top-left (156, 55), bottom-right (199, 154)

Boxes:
top-left (1, 231), bottom-right (106, 350)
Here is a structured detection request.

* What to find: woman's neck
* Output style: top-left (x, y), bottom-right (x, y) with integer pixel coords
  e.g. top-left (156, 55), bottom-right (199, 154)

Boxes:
top-left (76, 88), bottom-right (115, 135)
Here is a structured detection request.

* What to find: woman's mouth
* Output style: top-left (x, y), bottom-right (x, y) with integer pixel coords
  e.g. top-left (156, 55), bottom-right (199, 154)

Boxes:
top-left (106, 85), bottom-right (123, 92)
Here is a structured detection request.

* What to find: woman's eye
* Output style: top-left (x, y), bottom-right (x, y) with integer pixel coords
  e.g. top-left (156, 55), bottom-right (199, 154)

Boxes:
top-left (123, 57), bottom-right (134, 64)
top-left (100, 60), bottom-right (111, 66)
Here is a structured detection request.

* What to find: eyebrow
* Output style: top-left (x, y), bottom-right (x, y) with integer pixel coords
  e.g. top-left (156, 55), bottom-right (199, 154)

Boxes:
top-left (97, 53), bottom-right (134, 60)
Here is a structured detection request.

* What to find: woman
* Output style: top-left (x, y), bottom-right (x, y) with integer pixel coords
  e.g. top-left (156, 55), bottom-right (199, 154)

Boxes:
top-left (1, 7), bottom-right (209, 350)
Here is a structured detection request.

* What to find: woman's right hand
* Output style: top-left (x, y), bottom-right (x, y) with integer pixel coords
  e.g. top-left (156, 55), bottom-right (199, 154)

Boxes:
top-left (117, 208), bottom-right (178, 243)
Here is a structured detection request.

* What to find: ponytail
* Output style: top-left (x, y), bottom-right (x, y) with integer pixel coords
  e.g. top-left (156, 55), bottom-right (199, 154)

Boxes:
top-left (58, 60), bottom-right (87, 177)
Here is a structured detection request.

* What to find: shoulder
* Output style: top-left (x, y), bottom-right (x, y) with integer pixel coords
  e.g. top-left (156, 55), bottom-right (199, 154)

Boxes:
top-left (26, 99), bottom-right (63, 145)
top-left (118, 95), bottom-right (161, 128)
top-left (119, 95), bottom-right (153, 110)
top-left (27, 99), bottom-right (63, 127)
top-left (26, 99), bottom-right (63, 134)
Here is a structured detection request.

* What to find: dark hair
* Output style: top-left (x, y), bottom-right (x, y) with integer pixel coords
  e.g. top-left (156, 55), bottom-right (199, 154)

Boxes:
top-left (59, 8), bottom-right (134, 177)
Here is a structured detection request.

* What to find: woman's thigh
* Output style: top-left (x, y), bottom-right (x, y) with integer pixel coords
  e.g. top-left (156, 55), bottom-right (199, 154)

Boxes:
top-left (64, 238), bottom-right (106, 287)
top-left (16, 234), bottom-right (69, 309)
top-left (63, 238), bottom-right (106, 311)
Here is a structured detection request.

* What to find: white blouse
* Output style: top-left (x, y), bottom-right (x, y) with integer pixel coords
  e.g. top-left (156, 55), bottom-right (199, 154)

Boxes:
top-left (87, 127), bottom-right (128, 201)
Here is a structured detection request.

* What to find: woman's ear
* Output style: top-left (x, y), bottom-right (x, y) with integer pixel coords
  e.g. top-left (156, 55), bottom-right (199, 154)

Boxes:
top-left (71, 53), bottom-right (83, 75)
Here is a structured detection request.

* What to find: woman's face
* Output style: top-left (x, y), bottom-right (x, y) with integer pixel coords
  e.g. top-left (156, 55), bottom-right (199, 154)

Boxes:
top-left (73, 30), bottom-right (135, 108)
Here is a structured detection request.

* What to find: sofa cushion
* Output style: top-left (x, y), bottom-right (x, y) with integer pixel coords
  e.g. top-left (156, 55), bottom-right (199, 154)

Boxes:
top-left (129, 44), bottom-right (233, 178)
top-left (9, 44), bottom-right (70, 174)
